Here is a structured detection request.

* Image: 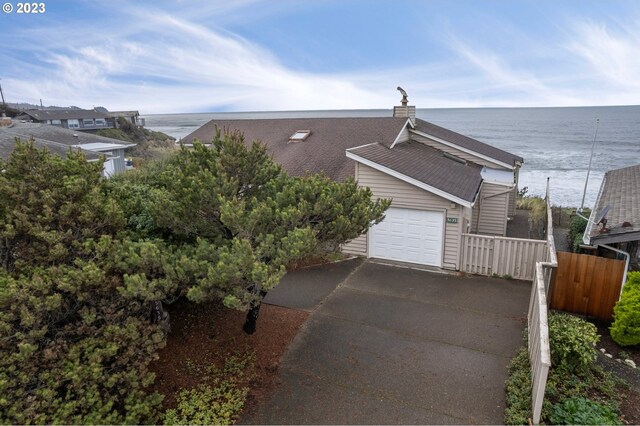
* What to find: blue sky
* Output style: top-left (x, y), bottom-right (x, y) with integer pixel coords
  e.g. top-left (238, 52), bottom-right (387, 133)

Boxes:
top-left (1, 0), bottom-right (639, 113)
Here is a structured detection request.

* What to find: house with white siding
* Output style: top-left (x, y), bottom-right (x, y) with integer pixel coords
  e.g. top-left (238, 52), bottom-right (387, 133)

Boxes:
top-left (0, 121), bottom-right (135, 177)
top-left (182, 92), bottom-right (523, 271)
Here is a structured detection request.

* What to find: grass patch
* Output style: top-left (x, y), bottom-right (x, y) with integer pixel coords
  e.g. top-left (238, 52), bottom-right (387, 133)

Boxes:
top-left (517, 196), bottom-right (546, 224)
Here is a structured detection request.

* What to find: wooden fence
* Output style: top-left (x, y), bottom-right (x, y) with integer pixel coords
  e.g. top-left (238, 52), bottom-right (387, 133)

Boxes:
top-left (460, 234), bottom-right (548, 280)
top-left (549, 251), bottom-right (626, 320)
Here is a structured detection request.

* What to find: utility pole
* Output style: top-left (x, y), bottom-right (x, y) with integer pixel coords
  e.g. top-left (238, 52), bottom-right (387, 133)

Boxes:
top-left (0, 78), bottom-right (6, 107)
top-left (580, 118), bottom-right (600, 212)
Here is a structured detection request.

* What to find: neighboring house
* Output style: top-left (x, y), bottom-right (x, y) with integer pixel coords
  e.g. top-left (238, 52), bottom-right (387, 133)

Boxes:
top-left (584, 164), bottom-right (640, 267)
top-left (106, 110), bottom-right (146, 127)
top-left (15, 108), bottom-right (117, 131)
top-left (0, 121), bottom-right (136, 177)
top-left (182, 95), bottom-right (523, 270)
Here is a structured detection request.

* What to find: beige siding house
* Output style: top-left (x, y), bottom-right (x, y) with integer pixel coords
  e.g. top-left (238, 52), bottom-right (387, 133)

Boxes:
top-left (182, 90), bottom-right (523, 271)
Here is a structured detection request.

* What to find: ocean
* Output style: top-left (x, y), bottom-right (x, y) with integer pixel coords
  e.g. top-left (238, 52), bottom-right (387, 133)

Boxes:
top-left (143, 106), bottom-right (640, 208)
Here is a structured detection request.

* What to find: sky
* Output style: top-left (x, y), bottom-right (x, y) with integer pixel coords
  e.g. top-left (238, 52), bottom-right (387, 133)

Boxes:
top-left (0, 0), bottom-right (639, 114)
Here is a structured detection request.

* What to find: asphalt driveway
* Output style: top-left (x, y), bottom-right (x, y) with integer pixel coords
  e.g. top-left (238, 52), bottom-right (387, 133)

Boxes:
top-left (245, 259), bottom-right (531, 424)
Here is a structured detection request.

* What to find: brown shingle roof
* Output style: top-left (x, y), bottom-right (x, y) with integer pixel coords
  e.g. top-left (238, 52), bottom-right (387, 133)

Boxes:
top-left (182, 117), bottom-right (409, 181)
top-left (347, 141), bottom-right (482, 203)
top-left (589, 164), bottom-right (640, 244)
top-left (413, 118), bottom-right (523, 167)
top-left (17, 108), bottom-right (110, 121)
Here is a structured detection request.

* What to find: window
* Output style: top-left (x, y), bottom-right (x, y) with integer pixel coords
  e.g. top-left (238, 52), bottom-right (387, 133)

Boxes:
top-left (83, 119), bottom-right (95, 126)
top-left (289, 130), bottom-right (311, 142)
top-left (51, 119), bottom-right (62, 126)
top-left (67, 119), bottom-right (80, 129)
top-left (94, 118), bottom-right (106, 126)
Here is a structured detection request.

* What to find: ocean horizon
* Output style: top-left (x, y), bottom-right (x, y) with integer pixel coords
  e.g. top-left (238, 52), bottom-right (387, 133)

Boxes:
top-left (143, 105), bottom-right (640, 208)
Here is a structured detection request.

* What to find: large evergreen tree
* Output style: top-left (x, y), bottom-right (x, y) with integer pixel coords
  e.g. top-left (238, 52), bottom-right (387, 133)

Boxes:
top-left (112, 130), bottom-right (390, 332)
top-left (0, 142), bottom-right (173, 423)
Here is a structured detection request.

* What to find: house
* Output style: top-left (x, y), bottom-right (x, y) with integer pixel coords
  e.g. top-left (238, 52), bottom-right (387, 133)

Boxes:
top-left (182, 92), bottom-right (523, 270)
top-left (0, 121), bottom-right (136, 177)
top-left (583, 164), bottom-right (640, 268)
top-left (15, 108), bottom-right (117, 131)
top-left (105, 110), bottom-right (145, 127)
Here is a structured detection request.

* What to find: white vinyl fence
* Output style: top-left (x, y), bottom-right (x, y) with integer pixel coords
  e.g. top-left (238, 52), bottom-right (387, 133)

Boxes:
top-left (528, 263), bottom-right (551, 424)
top-left (526, 179), bottom-right (557, 425)
top-left (460, 234), bottom-right (548, 280)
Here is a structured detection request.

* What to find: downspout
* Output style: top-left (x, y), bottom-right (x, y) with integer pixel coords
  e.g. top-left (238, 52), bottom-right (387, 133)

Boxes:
top-left (599, 244), bottom-right (630, 300)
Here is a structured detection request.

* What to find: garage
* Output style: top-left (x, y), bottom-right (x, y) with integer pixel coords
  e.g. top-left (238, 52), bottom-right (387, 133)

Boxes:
top-left (368, 207), bottom-right (444, 266)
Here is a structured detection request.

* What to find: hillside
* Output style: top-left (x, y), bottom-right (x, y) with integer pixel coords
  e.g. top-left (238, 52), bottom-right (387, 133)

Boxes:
top-left (97, 117), bottom-right (176, 159)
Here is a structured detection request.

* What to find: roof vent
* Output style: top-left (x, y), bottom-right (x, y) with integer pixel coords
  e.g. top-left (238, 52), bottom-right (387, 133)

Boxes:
top-left (289, 130), bottom-right (311, 142)
top-left (444, 152), bottom-right (466, 165)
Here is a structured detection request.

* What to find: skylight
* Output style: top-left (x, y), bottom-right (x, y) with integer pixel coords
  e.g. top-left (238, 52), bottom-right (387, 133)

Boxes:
top-left (289, 130), bottom-right (311, 141)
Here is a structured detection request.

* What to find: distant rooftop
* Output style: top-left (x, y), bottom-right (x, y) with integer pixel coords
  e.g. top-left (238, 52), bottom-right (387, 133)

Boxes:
top-left (0, 122), bottom-right (134, 161)
top-left (16, 108), bottom-right (110, 121)
top-left (586, 163), bottom-right (640, 245)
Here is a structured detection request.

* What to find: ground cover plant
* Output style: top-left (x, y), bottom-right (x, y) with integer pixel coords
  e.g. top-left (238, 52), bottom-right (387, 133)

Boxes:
top-left (505, 312), bottom-right (622, 425)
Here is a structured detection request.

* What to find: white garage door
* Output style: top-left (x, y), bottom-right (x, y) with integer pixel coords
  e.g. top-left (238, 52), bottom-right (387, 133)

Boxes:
top-left (369, 207), bottom-right (444, 266)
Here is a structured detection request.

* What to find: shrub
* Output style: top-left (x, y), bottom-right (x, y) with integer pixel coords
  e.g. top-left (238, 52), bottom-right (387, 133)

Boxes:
top-left (568, 215), bottom-right (588, 252)
top-left (0, 142), bottom-right (174, 423)
top-left (549, 396), bottom-right (621, 425)
top-left (548, 312), bottom-right (598, 372)
top-left (611, 272), bottom-right (640, 346)
top-left (164, 382), bottom-right (248, 425)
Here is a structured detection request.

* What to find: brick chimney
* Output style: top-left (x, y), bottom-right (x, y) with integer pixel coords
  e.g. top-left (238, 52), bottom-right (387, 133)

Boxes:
top-left (393, 86), bottom-right (416, 124)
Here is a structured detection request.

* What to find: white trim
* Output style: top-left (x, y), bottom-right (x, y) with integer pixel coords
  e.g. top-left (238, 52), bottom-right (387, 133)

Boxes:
top-left (73, 142), bottom-right (136, 151)
top-left (481, 178), bottom-right (515, 188)
top-left (346, 151), bottom-right (474, 208)
top-left (410, 129), bottom-right (514, 170)
top-left (390, 118), bottom-right (414, 149)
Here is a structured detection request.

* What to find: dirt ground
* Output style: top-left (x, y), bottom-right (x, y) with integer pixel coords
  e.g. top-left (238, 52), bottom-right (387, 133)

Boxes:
top-left (588, 319), bottom-right (640, 424)
top-left (148, 299), bottom-right (309, 412)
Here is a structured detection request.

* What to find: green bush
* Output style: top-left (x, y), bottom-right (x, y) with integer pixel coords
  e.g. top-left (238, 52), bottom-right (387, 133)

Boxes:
top-left (548, 313), bottom-right (599, 371)
top-left (611, 272), bottom-right (640, 346)
top-left (0, 142), bottom-right (174, 423)
top-left (568, 215), bottom-right (588, 252)
top-left (164, 382), bottom-right (248, 425)
top-left (549, 396), bottom-right (621, 425)
top-left (504, 347), bottom-right (532, 425)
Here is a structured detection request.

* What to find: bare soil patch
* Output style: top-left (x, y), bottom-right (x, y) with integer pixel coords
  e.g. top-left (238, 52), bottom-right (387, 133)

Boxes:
top-left (149, 299), bottom-right (309, 412)
top-left (592, 319), bottom-right (640, 366)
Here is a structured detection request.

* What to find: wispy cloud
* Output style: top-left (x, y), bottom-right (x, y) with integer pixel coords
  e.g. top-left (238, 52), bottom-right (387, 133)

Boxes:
top-left (565, 19), bottom-right (640, 91)
top-left (2, 2), bottom-right (639, 113)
